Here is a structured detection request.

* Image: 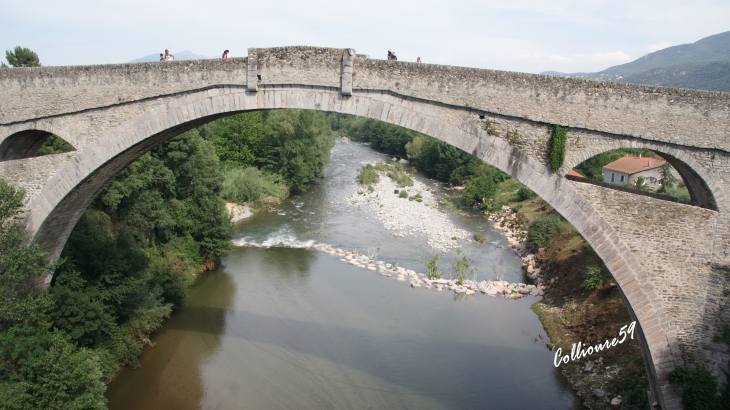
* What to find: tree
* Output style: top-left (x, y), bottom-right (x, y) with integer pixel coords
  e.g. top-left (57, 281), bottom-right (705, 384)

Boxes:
top-left (632, 176), bottom-right (653, 192)
top-left (5, 47), bottom-right (40, 67)
top-left (658, 164), bottom-right (679, 193)
top-left (205, 112), bottom-right (264, 168)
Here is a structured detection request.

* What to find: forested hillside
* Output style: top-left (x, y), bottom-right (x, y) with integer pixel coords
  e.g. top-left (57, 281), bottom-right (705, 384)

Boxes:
top-left (0, 109), bottom-right (333, 409)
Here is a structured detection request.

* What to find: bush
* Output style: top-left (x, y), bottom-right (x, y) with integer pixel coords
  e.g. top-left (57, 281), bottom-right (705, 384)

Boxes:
top-left (516, 187), bottom-right (537, 201)
top-left (461, 175), bottom-right (497, 207)
top-left (408, 193), bottom-right (422, 202)
top-left (583, 266), bottom-right (609, 290)
top-left (423, 254), bottom-right (442, 279)
top-left (669, 366), bottom-right (722, 410)
top-left (221, 167), bottom-right (287, 208)
top-left (357, 164), bottom-right (380, 185)
top-left (399, 190), bottom-right (409, 198)
top-left (616, 375), bottom-right (650, 410)
top-left (526, 216), bottom-right (564, 251)
top-left (549, 125), bottom-right (567, 172)
top-left (473, 232), bottom-right (486, 243)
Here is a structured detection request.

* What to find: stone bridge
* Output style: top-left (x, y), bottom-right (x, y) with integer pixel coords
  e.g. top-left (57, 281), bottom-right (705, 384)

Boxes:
top-left (2, 46), bottom-right (730, 409)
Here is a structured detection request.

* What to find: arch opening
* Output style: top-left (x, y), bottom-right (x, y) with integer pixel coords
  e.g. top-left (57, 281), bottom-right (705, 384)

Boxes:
top-left (0, 130), bottom-right (75, 161)
top-left (568, 147), bottom-right (717, 210)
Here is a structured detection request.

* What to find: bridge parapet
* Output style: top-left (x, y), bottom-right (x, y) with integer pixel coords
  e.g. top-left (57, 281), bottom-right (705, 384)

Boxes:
top-left (0, 58), bottom-right (248, 124)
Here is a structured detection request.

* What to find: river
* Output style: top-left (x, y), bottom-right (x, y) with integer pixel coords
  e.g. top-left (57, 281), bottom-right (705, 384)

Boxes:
top-left (105, 139), bottom-right (581, 409)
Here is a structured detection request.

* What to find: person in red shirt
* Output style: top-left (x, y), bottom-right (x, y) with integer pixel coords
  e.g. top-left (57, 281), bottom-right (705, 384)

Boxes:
top-left (222, 50), bottom-right (230, 58)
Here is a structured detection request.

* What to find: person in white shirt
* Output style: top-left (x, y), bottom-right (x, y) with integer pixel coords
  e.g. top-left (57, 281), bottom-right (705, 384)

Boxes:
top-left (164, 50), bottom-right (175, 61)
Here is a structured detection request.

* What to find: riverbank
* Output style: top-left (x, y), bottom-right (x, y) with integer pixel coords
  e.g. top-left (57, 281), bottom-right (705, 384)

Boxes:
top-left (485, 181), bottom-right (650, 409)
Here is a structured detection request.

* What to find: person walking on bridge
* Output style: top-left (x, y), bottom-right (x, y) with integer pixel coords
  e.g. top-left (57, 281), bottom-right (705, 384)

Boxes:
top-left (222, 50), bottom-right (230, 58)
top-left (387, 49), bottom-right (397, 61)
top-left (164, 50), bottom-right (175, 61)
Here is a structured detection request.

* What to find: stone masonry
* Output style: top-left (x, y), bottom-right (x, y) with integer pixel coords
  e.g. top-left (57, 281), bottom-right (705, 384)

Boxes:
top-left (2, 45), bottom-right (730, 409)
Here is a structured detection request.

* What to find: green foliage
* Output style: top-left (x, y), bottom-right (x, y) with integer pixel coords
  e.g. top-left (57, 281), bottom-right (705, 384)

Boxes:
top-left (461, 174), bottom-right (497, 208)
top-left (669, 366), bottom-right (722, 410)
top-left (221, 167), bottom-right (287, 208)
top-left (658, 164), bottom-right (679, 193)
top-left (258, 110), bottom-right (334, 189)
top-left (582, 266), bottom-right (609, 290)
top-left (408, 193), bottom-right (422, 202)
top-left (387, 164), bottom-right (414, 187)
top-left (526, 216), bottom-right (564, 252)
top-left (549, 125), bottom-right (567, 172)
top-left (399, 190), bottom-right (409, 198)
top-left (4, 46), bottom-right (40, 67)
top-left (473, 232), bottom-right (486, 243)
top-left (423, 254), bottom-right (442, 279)
top-left (573, 148), bottom-right (656, 180)
top-left (0, 178), bottom-right (108, 409)
top-left (35, 135), bottom-right (75, 156)
top-left (516, 187), bottom-right (537, 201)
top-left (615, 374), bottom-right (651, 410)
top-left (357, 164), bottom-right (380, 185)
top-left (451, 249), bottom-right (476, 284)
top-left (332, 114), bottom-right (414, 157)
top-left (0, 326), bottom-right (107, 409)
top-left (206, 112), bottom-right (264, 168)
top-left (632, 176), bottom-right (653, 192)
top-left (0, 180), bottom-right (51, 328)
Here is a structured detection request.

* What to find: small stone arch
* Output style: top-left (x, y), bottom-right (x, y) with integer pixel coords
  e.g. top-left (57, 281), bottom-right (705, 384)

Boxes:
top-left (0, 128), bottom-right (75, 161)
top-left (564, 137), bottom-right (719, 211)
top-left (20, 85), bottom-right (683, 408)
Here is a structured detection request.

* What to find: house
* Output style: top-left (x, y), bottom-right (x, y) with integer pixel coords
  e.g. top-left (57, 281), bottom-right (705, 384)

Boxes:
top-left (567, 169), bottom-right (585, 178)
top-left (602, 155), bottom-right (667, 187)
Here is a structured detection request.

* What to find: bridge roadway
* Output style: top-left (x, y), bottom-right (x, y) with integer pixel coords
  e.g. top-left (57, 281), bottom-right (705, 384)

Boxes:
top-left (3, 46), bottom-right (730, 409)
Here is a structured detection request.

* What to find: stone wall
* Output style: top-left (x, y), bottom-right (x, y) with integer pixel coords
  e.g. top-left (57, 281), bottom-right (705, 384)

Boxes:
top-left (0, 58), bottom-right (248, 124)
top-left (570, 181), bottom-right (728, 374)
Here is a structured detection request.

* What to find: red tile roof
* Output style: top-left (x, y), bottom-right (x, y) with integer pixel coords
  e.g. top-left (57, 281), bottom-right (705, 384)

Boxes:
top-left (567, 169), bottom-right (585, 178)
top-left (603, 156), bottom-right (667, 174)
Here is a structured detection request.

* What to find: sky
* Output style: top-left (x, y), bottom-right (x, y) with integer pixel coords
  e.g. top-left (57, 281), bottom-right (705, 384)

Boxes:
top-left (1, 0), bottom-right (728, 74)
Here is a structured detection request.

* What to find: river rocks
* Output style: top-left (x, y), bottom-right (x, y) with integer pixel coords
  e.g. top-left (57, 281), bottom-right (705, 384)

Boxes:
top-left (225, 202), bottom-right (253, 223)
top-left (591, 389), bottom-right (605, 399)
top-left (610, 396), bottom-right (622, 406)
top-left (294, 246), bottom-right (545, 300)
top-left (584, 360), bottom-right (594, 372)
top-left (347, 165), bottom-right (468, 251)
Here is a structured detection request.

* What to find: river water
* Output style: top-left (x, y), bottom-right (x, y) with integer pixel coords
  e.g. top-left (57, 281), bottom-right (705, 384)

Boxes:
top-left (105, 139), bottom-right (581, 409)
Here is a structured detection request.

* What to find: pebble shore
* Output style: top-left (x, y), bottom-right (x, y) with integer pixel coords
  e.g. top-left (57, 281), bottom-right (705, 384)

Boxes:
top-left (347, 167), bottom-right (468, 252)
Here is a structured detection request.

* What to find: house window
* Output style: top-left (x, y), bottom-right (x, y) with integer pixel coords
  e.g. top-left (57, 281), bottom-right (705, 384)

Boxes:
top-left (620, 175), bottom-right (625, 183)
top-left (611, 173), bottom-right (615, 182)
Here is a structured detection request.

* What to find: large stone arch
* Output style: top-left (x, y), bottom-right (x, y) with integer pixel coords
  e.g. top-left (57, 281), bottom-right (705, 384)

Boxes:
top-left (20, 84), bottom-right (684, 408)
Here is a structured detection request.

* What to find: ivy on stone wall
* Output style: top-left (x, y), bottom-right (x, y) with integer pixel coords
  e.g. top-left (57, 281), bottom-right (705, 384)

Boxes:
top-left (549, 125), bottom-right (567, 172)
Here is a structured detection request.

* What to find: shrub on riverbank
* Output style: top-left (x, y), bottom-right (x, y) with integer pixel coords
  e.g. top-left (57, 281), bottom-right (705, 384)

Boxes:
top-left (526, 215), bottom-right (564, 252)
top-left (357, 164), bottom-right (380, 186)
top-left (222, 167), bottom-right (288, 209)
top-left (583, 266), bottom-right (609, 290)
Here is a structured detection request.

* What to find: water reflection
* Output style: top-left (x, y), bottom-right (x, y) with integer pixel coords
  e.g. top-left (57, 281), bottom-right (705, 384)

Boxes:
top-left (105, 270), bottom-right (237, 410)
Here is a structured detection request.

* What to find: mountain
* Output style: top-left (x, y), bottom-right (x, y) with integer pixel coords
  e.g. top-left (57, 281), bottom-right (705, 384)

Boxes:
top-left (541, 31), bottom-right (730, 92)
top-left (130, 50), bottom-right (209, 63)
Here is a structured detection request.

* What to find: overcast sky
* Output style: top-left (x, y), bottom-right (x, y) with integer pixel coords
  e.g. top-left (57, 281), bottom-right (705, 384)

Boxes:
top-left (1, 0), bottom-right (728, 73)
